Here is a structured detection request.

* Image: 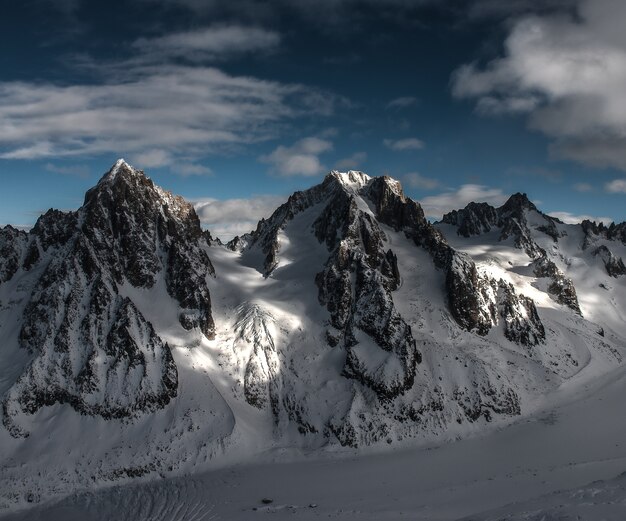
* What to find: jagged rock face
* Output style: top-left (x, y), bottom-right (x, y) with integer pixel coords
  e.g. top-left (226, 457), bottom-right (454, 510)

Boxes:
top-left (313, 179), bottom-right (419, 399)
top-left (82, 161), bottom-right (215, 337)
top-left (1, 160), bottom-right (216, 437)
top-left (365, 177), bottom-right (500, 336)
top-left (441, 193), bottom-right (582, 315)
top-left (243, 172), bottom-right (544, 410)
top-left (441, 193), bottom-right (561, 256)
top-left (593, 245), bottom-right (626, 278)
top-left (0, 226), bottom-right (28, 283)
top-left (532, 254), bottom-right (581, 314)
top-left (441, 202), bottom-right (498, 237)
top-left (582, 219), bottom-right (626, 247)
top-left (497, 281), bottom-right (545, 346)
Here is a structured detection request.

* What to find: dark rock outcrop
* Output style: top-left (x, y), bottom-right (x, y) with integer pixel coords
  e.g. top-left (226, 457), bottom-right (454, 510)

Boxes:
top-left (441, 193), bottom-right (562, 256)
top-left (442, 193), bottom-right (582, 314)
top-left (497, 281), bottom-right (545, 346)
top-left (532, 254), bottom-right (581, 314)
top-left (0, 225), bottom-right (28, 284)
top-left (441, 202), bottom-right (498, 237)
top-left (313, 176), bottom-right (420, 398)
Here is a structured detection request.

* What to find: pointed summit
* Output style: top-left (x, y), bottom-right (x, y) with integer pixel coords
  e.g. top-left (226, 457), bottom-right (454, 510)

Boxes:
top-left (499, 192), bottom-right (537, 216)
top-left (100, 158), bottom-right (144, 183)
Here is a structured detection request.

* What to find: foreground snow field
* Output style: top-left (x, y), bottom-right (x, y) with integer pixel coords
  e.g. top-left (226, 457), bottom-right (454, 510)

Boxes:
top-left (5, 358), bottom-right (626, 520)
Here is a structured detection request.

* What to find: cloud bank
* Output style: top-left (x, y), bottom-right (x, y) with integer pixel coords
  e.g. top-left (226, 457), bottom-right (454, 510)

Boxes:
top-left (452, 0), bottom-right (626, 172)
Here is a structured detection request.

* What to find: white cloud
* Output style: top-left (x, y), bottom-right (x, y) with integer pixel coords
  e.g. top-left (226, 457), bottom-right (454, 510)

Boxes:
top-left (260, 137), bottom-right (333, 176)
top-left (383, 137), bottom-right (424, 151)
top-left (194, 195), bottom-right (285, 241)
top-left (387, 96), bottom-right (419, 109)
top-left (132, 25), bottom-right (280, 62)
top-left (605, 179), bottom-right (626, 193)
top-left (548, 211), bottom-right (613, 225)
top-left (573, 182), bottom-right (593, 192)
top-left (403, 172), bottom-right (439, 190)
top-left (452, 0), bottom-right (626, 171)
top-left (334, 151), bottom-right (367, 170)
top-left (419, 184), bottom-right (508, 219)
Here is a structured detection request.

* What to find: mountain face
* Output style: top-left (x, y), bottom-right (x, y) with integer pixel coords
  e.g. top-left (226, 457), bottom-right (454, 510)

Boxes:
top-left (1, 162), bottom-right (625, 511)
top-left (441, 194), bottom-right (582, 313)
top-left (1, 160), bottom-right (215, 438)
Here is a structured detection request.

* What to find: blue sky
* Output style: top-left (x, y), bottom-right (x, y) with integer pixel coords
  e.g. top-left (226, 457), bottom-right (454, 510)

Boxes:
top-left (1, 0), bottom-right (626, 239)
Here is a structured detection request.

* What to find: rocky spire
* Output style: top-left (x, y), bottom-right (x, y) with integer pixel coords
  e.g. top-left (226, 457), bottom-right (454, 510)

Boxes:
top-left (2, 160), bottom-right (216, 437)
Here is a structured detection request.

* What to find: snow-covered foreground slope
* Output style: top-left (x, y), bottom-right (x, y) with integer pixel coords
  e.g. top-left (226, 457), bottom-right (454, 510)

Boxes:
top-left (1, 161), bottom-right (626, 517)
top-left (5, 358), bottom-right (626, 520)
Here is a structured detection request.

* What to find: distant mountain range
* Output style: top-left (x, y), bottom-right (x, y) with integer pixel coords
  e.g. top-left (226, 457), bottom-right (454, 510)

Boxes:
top-left (1, 159), bottom-right (625, 511)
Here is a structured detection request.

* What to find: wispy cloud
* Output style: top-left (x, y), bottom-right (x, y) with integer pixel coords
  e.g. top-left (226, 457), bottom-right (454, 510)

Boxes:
top-left (419, 184), bottom-right (508, 219)
top-left (386, 96), bottom-right (419, 109)
top-left (0, 65), bottom-right (340, 165)
top-left (573, 182), bottom-right (593, 192)
top-left (260, 137), bottom-right (333, 176)
top-left (383, 137), bottom-right (424, 151)
top-left (132, 25), bottom-right (281, 62)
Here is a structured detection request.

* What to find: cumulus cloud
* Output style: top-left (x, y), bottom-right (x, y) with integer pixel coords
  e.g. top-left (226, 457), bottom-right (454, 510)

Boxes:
top-left (260, 137), bottom-right (333, 176)
top-left (387, 96), bottom-right (419, 109)
top-left (419, 184), bottom-right (508, 219)
top-left (334, 151), bottom-right (367, 170)
top-left (132, 25), bottom-right (280, 62)
top-left (383, 137), bottom-right (424, 151)
top-left (194, 194), bottom-right (285, 241)
top-left (452, 0), bottom-right (626, 172)
top-left (0, 65), bottom-right (340, 165)
top-left (402, 172), bottom-right (439, 190)
top-left (605, 179), bottom-right (626, 193)
top-left (548, 211), bottom-right (613, 225)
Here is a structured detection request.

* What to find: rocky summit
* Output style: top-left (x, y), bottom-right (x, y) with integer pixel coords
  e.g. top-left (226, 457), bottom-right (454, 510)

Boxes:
top-left (1, 161), bottom-right (625, 509)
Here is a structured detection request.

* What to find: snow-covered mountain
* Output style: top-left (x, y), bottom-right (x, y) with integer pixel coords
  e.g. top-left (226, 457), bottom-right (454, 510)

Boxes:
top-left (1, 160), bottom-right (625, 513)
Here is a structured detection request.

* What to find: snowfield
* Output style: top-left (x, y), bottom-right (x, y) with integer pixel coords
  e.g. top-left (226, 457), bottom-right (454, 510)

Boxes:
top-left (4, 358), bottom-right (626, 520)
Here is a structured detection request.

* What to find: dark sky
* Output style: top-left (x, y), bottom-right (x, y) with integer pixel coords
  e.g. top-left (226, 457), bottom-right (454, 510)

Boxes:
top-left (1, 0), bottom-right (624, 239)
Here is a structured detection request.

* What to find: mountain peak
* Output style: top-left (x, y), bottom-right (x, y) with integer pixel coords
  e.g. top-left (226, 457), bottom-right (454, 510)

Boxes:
top-left (499, 192), bottom-right (537, 215)
top-left (105, 158), bottom-right (135, 181)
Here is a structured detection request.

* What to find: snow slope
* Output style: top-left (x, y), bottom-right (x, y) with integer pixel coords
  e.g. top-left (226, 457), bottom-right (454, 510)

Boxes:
top-left (6, 357), bottom-right (626, 520)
